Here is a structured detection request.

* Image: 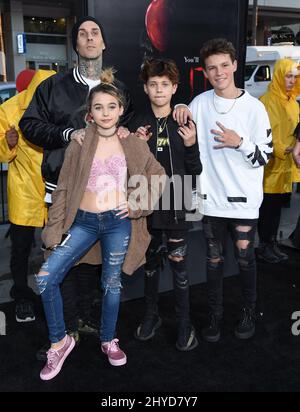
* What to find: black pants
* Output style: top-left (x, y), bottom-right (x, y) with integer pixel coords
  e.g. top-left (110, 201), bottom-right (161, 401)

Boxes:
top-left (9, 223), bottom-right (36, 301)
top-left (202, 216), bottom-right (257, 317)
top-left (258, 193), bottom-right (286, 243)
top-left (61, 263), bottom-right (100, 332)
top-left (143, 229), bottom-right (190, 324)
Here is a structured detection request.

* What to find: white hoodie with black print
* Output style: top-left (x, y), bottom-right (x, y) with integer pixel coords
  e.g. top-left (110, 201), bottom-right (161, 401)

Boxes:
top-left (189, 90), bottom-right (273, 219)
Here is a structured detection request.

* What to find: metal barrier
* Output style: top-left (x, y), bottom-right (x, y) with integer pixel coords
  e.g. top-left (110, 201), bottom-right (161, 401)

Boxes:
top-left (0, 163), bottom-right (8, 224)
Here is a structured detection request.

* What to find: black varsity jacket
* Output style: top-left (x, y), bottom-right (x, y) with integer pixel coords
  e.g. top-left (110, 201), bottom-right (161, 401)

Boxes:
top-left (129, 106), bottom-right (202, 224)
top-left (19, 67), bottom-right (134, 197)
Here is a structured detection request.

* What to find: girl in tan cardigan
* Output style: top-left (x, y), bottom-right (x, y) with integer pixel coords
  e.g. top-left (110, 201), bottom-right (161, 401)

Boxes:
top-left (35, 70), bottom-right (165, 381)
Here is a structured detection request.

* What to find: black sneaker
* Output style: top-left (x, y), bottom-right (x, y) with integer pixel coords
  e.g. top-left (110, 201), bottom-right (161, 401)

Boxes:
top-left (235, 308), bottom-right (256, 340)
top-left (134, 315), bottom-right (162, 341)
top-left (15, 300), bottom-right (35, 323)
top-left (69, 330), bottom-right (81, 345)
top-left (78, 318), bottom-right (98, 336)
top-left (271, 242), bottom-right (289, 262)
top-left (256, 243), bottom-right (281, 264)
top-left (176, 323), bottom-right (199, 352)
top-left (201, 314), bottom-right (222, 343)
top-left (36, 342), bottom-right (50, 362)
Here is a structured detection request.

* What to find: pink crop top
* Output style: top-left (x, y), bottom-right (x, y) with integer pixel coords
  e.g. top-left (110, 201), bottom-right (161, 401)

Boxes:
top-left (86, 154), bottom-right (127, 195)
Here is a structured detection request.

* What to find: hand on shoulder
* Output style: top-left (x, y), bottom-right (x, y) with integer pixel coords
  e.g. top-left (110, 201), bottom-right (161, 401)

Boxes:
top-left (70, 129), bottom-right (85, 146)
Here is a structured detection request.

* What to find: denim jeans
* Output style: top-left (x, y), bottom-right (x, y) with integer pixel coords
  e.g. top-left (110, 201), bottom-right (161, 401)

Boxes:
top-left (36, 209), bottom-right (131, 343)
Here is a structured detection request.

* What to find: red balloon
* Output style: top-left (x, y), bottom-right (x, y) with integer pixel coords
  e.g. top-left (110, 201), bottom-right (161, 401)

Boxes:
top-left (16, 69), bottom-right (36, 92)
top-left (145, 0), bottom-right (170, 52)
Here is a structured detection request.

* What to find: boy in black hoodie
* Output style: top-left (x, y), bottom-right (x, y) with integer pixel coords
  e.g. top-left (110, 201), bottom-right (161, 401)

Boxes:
top-left (129, 59), bottom-right (202, 351)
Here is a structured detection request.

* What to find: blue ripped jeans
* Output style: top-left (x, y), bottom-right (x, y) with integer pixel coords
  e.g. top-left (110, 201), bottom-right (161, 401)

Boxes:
top-left (36, 209), bottom-right (131, 344)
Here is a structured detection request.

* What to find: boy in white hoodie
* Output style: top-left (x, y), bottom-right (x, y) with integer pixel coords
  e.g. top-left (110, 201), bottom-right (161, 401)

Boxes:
top-left (174, 38), bottom-right (273, 342)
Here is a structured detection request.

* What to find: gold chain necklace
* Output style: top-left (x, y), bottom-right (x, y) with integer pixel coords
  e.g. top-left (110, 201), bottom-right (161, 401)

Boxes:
top-left (212, 89), bottom-right (239, 115)
top-left (157, 116), bottom-right (169, 134)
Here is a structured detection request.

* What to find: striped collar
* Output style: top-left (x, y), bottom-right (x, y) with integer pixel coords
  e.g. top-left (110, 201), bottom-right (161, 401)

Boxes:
top-left (73, 67), bottom-right (88, 85)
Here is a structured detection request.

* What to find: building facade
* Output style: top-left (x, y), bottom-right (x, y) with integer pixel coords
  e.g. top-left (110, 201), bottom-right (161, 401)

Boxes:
top-left (248, 0), bottom-right (300, 45)
top-left (0, 0), bottom-right (86, 81)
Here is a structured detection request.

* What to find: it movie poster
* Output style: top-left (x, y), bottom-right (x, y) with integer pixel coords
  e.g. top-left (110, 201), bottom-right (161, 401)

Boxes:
top-left (90, 0), bottom-right (248, 107)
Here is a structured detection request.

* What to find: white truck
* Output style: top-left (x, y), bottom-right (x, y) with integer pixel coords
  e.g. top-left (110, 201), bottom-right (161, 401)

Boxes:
top-left (245, 45), bottom-right (300, 99)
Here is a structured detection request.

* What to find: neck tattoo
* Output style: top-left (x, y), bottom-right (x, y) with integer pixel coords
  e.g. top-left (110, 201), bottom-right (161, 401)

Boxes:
top-left (78, 56), bottom-right (103, 80)
top-left (212, 88), bottom-right (240, 115)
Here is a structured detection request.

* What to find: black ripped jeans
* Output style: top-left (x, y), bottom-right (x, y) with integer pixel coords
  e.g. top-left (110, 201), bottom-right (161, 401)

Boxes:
top-left (143, 229), bottom-right (190, 324)
top-left (202, 216), bottom-right (258, 317)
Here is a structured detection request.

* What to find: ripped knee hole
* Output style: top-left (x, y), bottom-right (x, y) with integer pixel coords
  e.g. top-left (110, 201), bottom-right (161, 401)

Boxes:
top-left (38, 271), bottom-right (50, 276)
top-left (168, 255), bottom-right (184, 263)
top-left (209, 258), bottom-right (222, 264)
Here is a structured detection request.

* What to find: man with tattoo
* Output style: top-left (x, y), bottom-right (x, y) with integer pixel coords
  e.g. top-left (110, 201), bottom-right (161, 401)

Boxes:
top-left (19, 16), bottom-right (134, 360)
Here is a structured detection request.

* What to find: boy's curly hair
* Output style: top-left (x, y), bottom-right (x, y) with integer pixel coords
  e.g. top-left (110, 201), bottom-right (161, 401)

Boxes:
top-left (140, 58), bottom-right (180, 85)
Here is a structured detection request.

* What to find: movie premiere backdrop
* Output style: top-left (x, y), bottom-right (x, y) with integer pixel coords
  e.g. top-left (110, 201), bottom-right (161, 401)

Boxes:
top-left (88, 0), bottom-right (248, 296)
top-left (89, 0), bottom-right (249, 107)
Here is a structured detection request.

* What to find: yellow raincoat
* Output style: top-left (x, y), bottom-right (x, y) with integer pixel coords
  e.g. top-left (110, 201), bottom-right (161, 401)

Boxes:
top-left (260, 59), bottom-right (300, 194)
top-left (0, 70), bottom-right (55, 226)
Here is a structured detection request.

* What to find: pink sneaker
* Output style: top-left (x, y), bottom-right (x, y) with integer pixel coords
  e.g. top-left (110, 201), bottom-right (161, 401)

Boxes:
top-left (101, 339), bottom-right (127, 366)
top-left (40, 335), bottom-right (75, 381)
